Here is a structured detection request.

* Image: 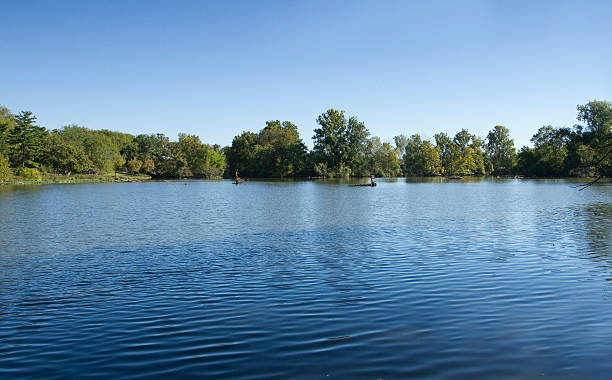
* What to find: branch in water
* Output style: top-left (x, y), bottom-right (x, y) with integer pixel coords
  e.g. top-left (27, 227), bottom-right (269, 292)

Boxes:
top-left (576, 175), bottom-right (603, 191)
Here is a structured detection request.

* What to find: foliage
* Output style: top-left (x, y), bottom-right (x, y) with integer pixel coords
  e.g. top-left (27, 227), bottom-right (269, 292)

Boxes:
top-left (576, 100), bottom-right (612, 176)
top-left (127, 158), bottom-right (143, 174)
top-left (17, 167), bottom-right (42, 181)
top-left (0, 107), bottom-right (16, 158)
top-left (520, 126), bottom-right (570, 177)
top-left (8, 111), bottom-right (47, 168)
top-left (56, 126), bottom-right (125, 174)
top-left (1, 101), bottom-right (611, 183)
top-left (43, 133), bottom-right (91, 174)
top-left (434, 130), bottom-right (485, 176)
top-left (486, 125), bottom-right (515, 175)
top-left (0, 153), bottom-right (11, 181)
top-left (141, 156), bottom-right (155, 174)
top-left (368, 138), bottom-right (402, 177)
top-left (312, 109), bottom-right (372, 177)
top-left (225, 121), bottom-right (307, 178)
top-left (577, 100), bottom-right (612, 137)
top-left (403, 134), bottom-right (443, 176)
top-left (176, 134), bottom-right (226, 178)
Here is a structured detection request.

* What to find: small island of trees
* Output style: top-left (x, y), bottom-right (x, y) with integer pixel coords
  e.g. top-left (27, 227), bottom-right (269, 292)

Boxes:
top-left (0, 100), bottom-right (610, 184)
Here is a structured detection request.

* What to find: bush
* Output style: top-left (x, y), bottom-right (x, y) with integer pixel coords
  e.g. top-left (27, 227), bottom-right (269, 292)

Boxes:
top-left (127, 158), bottom-right (142, 174)
top-left (17, 167), bottom-right (43, 181)
top-left (0, 154), bottom-right (11, 181)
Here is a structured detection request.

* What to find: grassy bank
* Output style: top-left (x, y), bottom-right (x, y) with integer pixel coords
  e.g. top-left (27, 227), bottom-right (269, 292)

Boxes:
top-left (0, 173), bottom-right (152, 186)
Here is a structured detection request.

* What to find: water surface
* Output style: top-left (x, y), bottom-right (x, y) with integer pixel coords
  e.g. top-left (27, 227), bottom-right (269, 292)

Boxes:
top-left (1, 178), bottom-right (611, 378)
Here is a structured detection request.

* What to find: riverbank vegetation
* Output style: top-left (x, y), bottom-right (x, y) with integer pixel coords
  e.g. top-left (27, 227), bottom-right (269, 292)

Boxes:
top-left (1, 100), bottom-right (610, 184)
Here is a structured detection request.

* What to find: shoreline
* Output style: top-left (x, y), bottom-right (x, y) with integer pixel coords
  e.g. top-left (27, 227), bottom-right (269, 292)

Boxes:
top-left (0, 173), bottom-right (152, 186)
top-left (2, 174), bottom-right (607, 187)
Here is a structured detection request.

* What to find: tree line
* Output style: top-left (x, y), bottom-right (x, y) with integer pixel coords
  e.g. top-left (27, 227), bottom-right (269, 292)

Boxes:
top-left (1, 100), bottom-right (610, 182)
top-left (0, 107), bottom-right (225, 181)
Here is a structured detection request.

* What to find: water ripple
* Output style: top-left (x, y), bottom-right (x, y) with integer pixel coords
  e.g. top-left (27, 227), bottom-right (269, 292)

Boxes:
top-left (1, 180), bottom-right (611, 378)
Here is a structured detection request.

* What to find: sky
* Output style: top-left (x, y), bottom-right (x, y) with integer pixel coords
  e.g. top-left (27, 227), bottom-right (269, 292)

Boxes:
top-left (1, 0), bottom-right (611, 149)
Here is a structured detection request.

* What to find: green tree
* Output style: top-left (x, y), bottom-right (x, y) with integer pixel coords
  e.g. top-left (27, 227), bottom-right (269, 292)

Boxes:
top-left (434, 130), bottom-right (486, 176)
top-left (57, 126), bottom-right (123, 174)
top-left (530, 126), bottom-right (569, 176)
top-left (453, 129), bottom-right (485, 175)
top-left (312, 109), bottom-right (370, 177)
top-left (226, 121), bottom-right (306, 178)
top-left (9, 111), bottom-right (48, 168)
top-left (177, 133), bottom-right (226, 178)
top-left (0, 106), bottom-right (15, 158)
top-left (132, 133), bottom-right (171, 177)
top-left (403, 134), bottom-right (443, 176)
top-left (577, 100), bottom-right (612, 138)
top-left (201, 144), bottom-right (226, 178)
top-left (516, 146), bottom-right (536, 175)
top-left (225, 131), bottom-right (258, 177)
top-left (576, 100), bottom-right (612, 176)
top-left (435, 132), bottom-right (459, 175)
top-left (141, 156), bottom-right (155, 174)
top-left (368, 138), bottom-right (402, 177)
top-left (0, 153), bottom-right (11, 181)
top-left (312, 109), bottom-right (349, 175)
top-left (486, 125), bottom-right (516, 175)
top-left (127, 158), bottom-right (143, 174)
top-left (345, 117), bottom-right (370, 176)
top-left (42, 133), bottom-right (91, 174)
top-left (256, 121), bottom-right (307, 177)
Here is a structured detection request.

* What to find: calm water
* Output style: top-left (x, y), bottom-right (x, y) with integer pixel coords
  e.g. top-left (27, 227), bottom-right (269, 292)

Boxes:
top-left (1, 178), bottom-right (611, 379)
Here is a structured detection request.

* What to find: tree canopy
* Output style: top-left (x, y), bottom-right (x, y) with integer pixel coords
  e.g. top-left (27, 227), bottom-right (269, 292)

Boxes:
top-left (1, 100), bottom-right (610, 182)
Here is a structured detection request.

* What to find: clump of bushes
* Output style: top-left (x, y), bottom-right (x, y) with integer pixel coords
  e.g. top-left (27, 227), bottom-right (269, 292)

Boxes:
top-left (17, 167), bottom-right (42, 181)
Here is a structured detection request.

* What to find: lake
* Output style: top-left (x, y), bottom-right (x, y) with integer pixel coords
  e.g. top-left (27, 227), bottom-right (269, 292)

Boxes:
top-left (1, 178), bottom-right (611, 378)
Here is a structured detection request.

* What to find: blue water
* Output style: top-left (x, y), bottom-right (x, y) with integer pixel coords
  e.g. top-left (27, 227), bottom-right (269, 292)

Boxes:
top-left (1, 178), bottom-right (611, 378)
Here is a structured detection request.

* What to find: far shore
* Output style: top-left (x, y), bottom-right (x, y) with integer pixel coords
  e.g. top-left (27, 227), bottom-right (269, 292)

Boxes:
top-left (1, 174), bottom-right (608, 187)
top-left (0, 173), bottom-right (152, 186)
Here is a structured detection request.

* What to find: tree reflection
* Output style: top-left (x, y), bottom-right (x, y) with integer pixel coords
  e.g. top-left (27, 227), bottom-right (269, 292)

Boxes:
top-left (583, 202), bottom-right (612, 267)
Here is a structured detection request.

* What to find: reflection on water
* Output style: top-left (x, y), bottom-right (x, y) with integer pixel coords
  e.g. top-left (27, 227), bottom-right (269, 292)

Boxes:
top-left (582, 201), bottom-right (612, 268)
top-left (0, 179), bottom-right (611, 378)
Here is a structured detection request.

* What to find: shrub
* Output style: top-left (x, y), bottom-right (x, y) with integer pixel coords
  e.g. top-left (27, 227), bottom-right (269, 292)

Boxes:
top-left (127, 158), bottom-right (142, 174)
top-left (17, 167), bottom-right (43, 181)
top-left (141, 157), bottom-right (155, 174)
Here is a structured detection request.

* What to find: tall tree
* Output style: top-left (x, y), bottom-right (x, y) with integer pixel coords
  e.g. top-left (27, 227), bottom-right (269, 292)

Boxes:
top-left (9, 111), bottom-right (47, 168)
top-left (312, 109), bottom-right (349, 175)
top-left (576, 100), bottom-right (612, 176)
top-left (453, 129), bottom-right (485, 175)
top-left (42, 132), bottom-right (91, 174)
top-left (0, 106), bottom-right (15, 158)
top-left (177, 133), bottom-right (226, 178)
top-left (345, 117), bottom-right (370, 176)
top-left (256, 121), bottom-right (307, 177)
top-left (528, 126), bottom-right (570, 176)
top-left (312, 109), bottom-right (370, 177)
top-left (486, 125), bottom-right (515, 174)
top-left (435, 132), bottom-right (458, 175)
top-left (0, 153), bottom-right (10, 181)
top-left (403, 134), bottom-right (443, 176)
top-left (577, 100), bottom-right (612, 138)
top-left (225, 131), bottom-right (258, 177)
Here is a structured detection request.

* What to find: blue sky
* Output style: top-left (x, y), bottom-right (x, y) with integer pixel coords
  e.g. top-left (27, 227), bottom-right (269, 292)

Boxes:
top-left (2, 0), bottom-right (610, 149)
